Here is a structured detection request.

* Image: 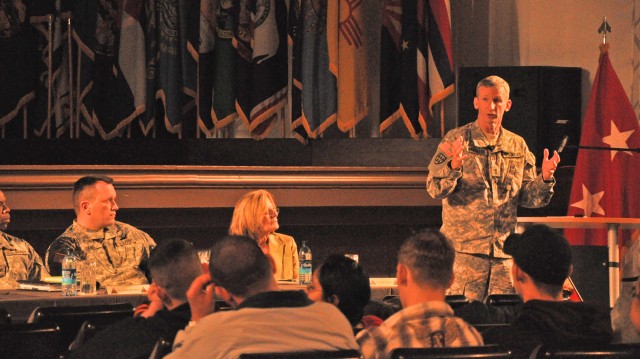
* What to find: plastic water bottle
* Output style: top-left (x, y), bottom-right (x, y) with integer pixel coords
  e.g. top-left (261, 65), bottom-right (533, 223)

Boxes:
top-left (61, 249), bottom-right (78, 296)
top-left (299, 241), bottom-right (312, 285)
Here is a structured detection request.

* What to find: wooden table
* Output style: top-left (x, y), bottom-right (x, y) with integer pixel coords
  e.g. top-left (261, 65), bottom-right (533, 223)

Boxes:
top-left (0, 289), bottom-right (148, 323)
top-left (517, 217), bottom-right (640, 307)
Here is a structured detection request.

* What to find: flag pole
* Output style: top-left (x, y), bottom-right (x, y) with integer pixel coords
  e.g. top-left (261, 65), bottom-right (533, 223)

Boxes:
top-left (598, 16), bottom-right (612, 44)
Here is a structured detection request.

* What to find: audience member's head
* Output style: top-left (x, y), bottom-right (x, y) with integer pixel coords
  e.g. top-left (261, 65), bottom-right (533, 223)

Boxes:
top-left (147, 238), bottom-right (203, 305)
top-left (72, 175), bottom-right (118, 230)
top-left (0, 190), bottom-right (10, 231)
top-left (229, 190), bottom-right (280, 247)
top-left (396, 229), bottom-right (455, 307)
top-left (306, 254), bottom-right (371, 326)
top-left (504, 224), bottom-right (572, 300)
top-left (209, 235), bottom-right (275, 299)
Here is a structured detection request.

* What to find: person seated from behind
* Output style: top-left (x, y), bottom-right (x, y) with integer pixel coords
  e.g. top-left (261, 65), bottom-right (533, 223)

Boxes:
top-left (357, 229), bottom-right (482, 359)
top-left (166, 235), bottom-right (358, 358)
top-left (229, 189), bottom-right (298, 281)
top-left (68, 238), bottom-right (202, 359)
top-left (611, 229), bottom-right (640, 343)
top-left (306, 254), bottom-right (381, 330)
top-left (0, 189), bottom-right (48, 289)
top-left (482, 224), bottom-right (613, 358)
top-left (45, 175), bottom-right (156, 286)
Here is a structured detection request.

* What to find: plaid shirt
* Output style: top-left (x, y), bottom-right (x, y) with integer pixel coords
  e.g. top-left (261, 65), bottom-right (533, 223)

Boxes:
top-left (356, 301), bottom-right (483, 359)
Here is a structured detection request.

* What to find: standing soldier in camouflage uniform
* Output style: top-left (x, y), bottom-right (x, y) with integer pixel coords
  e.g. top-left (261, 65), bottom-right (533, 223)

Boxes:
top-left (0, 190), bottom-right (48, 289)
top-left (426, 75), bottom-right (560, 301)
top-left (45, 176), bottom-right (156, 286)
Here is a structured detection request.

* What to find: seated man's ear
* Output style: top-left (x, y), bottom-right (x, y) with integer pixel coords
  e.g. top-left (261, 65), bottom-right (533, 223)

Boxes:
top-left (396, 263), bottom-right (408, 286)
top-left (447, 271), bottom-right (455, 290)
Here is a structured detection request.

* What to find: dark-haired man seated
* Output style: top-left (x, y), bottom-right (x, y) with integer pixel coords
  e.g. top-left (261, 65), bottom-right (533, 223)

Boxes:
top-left (45, 175), bottom-right (155, 285)
top-left (482, 224), bottom-right (613, 358)
top-left (69, 239), bottom-right (202, 359)
top-left (306, 254), bottom-right (380, 330)
top-left (166, 235), bottom-right (358, 358)
top-left (356, 230), bottom-right (482, 359)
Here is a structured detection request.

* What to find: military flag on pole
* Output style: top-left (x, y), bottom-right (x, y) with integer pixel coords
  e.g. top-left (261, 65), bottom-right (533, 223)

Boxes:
top-left (566, 45), bottom-right (640, 246)
top-left (380, 0), bottom-right (453, 138)
top-left (327, 0), bottom-right (369, 132)
top-left (290, 0), bottom-right (337, 141)
top-left (234, 0), bottom-right (288, 139)
top-left (0, 0), bottom-right (37, 137)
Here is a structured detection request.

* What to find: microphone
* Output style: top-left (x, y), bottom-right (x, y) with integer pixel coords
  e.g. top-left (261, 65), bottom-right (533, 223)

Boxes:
top-left (557, 135), bottom-right (569, 153)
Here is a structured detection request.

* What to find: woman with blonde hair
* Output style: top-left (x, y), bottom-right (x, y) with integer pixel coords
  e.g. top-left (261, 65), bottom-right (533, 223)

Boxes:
top-left (229, 190), bottom-right (299, 281)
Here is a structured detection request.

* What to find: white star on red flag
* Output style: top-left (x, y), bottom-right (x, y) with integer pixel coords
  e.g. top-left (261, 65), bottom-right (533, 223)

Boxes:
top-left (569, 184), bottom-right (605, 217)
top-left (602, 120), bottom-right (635, 160)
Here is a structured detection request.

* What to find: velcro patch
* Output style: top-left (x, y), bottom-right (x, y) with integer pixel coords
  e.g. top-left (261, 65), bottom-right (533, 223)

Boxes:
top-left (434, 153), bottom-right (448, 165)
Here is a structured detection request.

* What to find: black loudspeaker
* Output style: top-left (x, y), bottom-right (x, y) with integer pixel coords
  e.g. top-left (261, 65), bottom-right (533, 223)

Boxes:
top-left (458, 66), bottom-right (582, 165)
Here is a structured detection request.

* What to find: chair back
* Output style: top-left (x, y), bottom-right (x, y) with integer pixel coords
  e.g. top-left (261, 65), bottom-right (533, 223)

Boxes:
top-left (67, 316), bottom-right (127, 352)
top-left (389, 345), bottom-right (513, 359)
top-left (0, 322), bottom-right (61, 359)
top-left (446, 295), bottom-right (470, 309)
top-left (29, 303), bottom-right (134, 356)
top-left (238, 349), bottom-right (361, 358)
top-left (472, 323), bottom-right (511, 333)
top-left (0, 307), bottom-right (11, 325)
top-left (149, 338), bottom-right (173, 359)
top-left (534, 343), bottom-right (640, 358)
top-left (485, 294), bottom-right (523, 307)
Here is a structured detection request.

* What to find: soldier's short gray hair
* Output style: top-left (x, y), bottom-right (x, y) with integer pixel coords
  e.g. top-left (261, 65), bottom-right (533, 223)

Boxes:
top-left (476, 75), bottom-right (510, 98)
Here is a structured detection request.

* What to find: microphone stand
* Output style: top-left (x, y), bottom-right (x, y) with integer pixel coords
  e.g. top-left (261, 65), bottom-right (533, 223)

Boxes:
top-left (566, 145), bottom-right (640, 153)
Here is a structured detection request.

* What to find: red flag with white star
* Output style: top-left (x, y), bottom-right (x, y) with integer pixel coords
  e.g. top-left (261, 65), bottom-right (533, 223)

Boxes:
top-left (565, 45), bottom-right (640, 245)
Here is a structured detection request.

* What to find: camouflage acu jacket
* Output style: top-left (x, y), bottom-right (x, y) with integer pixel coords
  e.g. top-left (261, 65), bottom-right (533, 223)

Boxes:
top-left (426, 121), bottom-right (555, 258)
top-left (45, 221), bottom-right (156, 286)
top-left (0, 231), bottom-right (47, 289)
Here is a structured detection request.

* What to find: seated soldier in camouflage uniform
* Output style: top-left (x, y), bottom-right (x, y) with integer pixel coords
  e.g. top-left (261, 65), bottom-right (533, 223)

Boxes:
top-left (45, 176), bottom-right (155, 286)
top-left (427, 75), bottom-right (560, 301)
top-left (0, 189), bottom-right (48, 289)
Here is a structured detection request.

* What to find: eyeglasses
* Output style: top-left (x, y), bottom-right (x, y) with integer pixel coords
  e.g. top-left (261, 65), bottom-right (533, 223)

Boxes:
top-left (266, 207), bottom-right (279, 219)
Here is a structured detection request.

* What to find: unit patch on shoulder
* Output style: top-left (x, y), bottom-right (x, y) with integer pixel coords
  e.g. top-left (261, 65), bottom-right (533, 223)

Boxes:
top-left (434, 153), bottom-right (448, 165)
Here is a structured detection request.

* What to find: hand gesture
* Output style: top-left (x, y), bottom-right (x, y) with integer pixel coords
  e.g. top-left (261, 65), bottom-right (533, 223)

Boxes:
top-left (541, 148), bottom-right (561, 181)
top-left (140, 282), bottom-right (166, 318)
top-left (186, 273), bottom-right (216, 322)
top-left (438, 136), bottom-right (468, 170)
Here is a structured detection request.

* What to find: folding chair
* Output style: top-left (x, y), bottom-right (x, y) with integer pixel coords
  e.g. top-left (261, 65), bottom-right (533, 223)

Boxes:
top-left (485, 294), bottom-right (523, 307)
top-left (149, 337), bottom-right (173, 359)
top-left (0, 307), bottom-right (11, 325)
top-left (533, 343), bottom-right (640, 358)
top-left (238, 349), bottom-right (362, 359)
top-left (0, 322), bottom-right (62, 359)
top-left (29, 303), bottom-right (134, 357)
top-left (390, 345), bottom-right (513, 359)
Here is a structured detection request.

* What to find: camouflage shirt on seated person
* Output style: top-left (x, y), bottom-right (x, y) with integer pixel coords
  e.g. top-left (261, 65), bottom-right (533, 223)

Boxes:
top-left (0, 231), bottom-right (47, 289)
top-left (45, 220), bottom-right (155, 286)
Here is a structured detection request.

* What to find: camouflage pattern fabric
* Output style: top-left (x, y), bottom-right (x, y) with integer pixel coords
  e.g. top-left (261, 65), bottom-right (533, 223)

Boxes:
top-left (448, 252), bottom-right (515, 301)
top-left (427, 121), bottom-right (554, 257)
top-left (0, 231), bottom-right (47, 289)
top-left (45, 220), bottom-right (156, 286)
top-left (427, 121), bottom-right (555, 300)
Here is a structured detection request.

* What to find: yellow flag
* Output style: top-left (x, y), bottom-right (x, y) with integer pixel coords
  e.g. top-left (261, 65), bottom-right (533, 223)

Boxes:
top-left (328, 0), bottom-right (369, 132)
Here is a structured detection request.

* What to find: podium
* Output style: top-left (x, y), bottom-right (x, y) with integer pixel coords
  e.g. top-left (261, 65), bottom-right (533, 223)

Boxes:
top-left (516, 217), bottom-right (640, 307)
